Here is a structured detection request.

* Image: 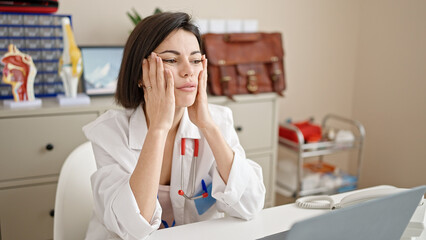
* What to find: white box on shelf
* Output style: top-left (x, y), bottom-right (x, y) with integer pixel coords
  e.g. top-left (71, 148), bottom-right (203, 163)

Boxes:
top-left (242, 19), bottom-right (259, 33)
top-left (209, 19), bottom-right (226, 34)
top-left (194, 19), bottom-right (209, 35)
top-left (226, 19), bottom-right (243, 33)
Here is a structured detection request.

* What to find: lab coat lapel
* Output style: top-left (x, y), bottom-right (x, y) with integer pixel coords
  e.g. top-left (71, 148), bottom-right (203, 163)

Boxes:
top-left (127, 106), bottom-right (201, 225)
top-left (176, 108), bottom-right (201, 140)
top-left (170, 108), bottom-right (201, 225)
top-left (128, 106), bottom-right (148, 150)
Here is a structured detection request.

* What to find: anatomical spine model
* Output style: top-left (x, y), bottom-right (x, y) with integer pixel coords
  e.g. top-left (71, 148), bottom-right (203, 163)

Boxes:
top-left (1, 44), bottom-right (37, 102)
top-left (59, 17), bottom-right (83, 98)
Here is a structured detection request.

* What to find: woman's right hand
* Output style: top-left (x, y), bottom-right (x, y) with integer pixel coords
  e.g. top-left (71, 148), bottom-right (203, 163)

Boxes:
top-left (142, 52), bottom-right (175, 131)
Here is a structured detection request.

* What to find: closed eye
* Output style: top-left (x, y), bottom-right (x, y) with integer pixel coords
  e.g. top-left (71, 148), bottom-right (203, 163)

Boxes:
top-left (162, 59), bottom-right (177, 63)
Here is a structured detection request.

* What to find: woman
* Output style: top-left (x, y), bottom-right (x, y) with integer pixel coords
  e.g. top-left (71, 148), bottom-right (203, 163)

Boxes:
top-left (83, 12), bottom-right (265, 240)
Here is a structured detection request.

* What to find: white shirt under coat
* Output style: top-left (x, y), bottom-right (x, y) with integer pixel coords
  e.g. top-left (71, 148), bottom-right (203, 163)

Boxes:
top-left (82, 104), bottom-right (266, 240)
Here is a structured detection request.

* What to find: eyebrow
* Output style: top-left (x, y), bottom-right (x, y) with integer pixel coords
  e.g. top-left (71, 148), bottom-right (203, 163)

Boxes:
top-left (158, 50), bottom-right (201, 55)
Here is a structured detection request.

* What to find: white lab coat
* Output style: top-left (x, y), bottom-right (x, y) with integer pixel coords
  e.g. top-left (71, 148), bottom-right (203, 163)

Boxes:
top-left (82, 104), bottom-right (266, 240)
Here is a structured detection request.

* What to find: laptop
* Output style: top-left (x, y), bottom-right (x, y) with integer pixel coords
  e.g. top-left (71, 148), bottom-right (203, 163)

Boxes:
top-left (259, 185), bottom-right (426, 240)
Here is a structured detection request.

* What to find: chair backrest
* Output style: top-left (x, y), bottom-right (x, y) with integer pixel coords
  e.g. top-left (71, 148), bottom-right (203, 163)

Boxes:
top-left (54, 141), bottom-right (97, 240)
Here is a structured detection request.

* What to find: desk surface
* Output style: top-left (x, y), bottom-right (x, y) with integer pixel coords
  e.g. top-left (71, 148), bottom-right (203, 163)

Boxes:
top-left (149, 186), bottom-right (425, 240)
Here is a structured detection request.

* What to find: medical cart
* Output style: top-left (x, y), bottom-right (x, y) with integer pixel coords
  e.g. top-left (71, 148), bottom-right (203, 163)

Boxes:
top-left (276, 114), bottom-right (366, 198)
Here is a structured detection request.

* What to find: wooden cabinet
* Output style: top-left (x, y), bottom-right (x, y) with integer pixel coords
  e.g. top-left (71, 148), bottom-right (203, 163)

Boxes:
top-left (0, 94), bottom-right (278, 239)
top-left (0, 184), bottom-right (57, 240)
top-left (227, 100), bottom-right (274, 151)
top-left (209, 93), bottom-right (279, 207)
top-left (0, 98), bottom-right (114, 240)
top-left (0, 113), bottom-right (98, 181)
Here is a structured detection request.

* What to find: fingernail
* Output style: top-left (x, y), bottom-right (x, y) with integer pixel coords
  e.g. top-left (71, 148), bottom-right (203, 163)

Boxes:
top-left (151, 52), bottom-right (155, 58)
top-left (143, 59), bottom-right (146, 64)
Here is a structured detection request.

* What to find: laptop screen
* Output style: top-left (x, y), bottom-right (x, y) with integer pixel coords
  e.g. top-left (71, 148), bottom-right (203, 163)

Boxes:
top-left (258, 186), bottom-right (425, 240)
top-left (80, 46), bottom-right (124, 96)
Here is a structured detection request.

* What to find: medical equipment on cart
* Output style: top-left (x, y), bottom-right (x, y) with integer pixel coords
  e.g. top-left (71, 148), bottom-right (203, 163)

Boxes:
top-left (277, 114), bottom-right (365, 197)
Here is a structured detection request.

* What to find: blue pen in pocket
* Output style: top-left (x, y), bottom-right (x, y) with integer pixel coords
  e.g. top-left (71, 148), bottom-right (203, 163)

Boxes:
top-left (194, 179), bottom-right (216, 215)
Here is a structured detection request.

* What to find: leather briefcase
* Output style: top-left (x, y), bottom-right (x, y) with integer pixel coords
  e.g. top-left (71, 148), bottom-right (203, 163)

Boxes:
top-left (202, 32), bottom-right (286, 99)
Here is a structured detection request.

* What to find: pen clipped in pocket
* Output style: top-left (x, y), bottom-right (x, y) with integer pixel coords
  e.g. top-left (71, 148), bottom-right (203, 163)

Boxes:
top-left (194, 181), bottom-right (216, 215)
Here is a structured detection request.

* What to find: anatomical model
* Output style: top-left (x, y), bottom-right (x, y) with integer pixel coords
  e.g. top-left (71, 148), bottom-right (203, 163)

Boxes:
top-left (1, 44), bottom-right (37, 102)
top-left (58, 17), bottom-right (82, 98)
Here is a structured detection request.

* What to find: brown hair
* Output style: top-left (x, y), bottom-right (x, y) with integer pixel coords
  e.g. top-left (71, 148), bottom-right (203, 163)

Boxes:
top-left (115, 12), bottom-right (202, 109)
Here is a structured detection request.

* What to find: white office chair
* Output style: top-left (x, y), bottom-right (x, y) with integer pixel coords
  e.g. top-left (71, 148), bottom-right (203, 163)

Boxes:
top-left (54, 141), bottom-right (97, 240)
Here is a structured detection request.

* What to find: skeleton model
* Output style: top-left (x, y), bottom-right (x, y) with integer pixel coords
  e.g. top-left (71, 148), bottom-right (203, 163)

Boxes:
top-left (1, 44), bottom-right (37, 102)
top-left (59, 17), bottom-right (82, 98)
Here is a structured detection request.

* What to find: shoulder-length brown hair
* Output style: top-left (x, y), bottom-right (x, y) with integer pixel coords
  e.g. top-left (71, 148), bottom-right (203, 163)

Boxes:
top-left (115, 12), bottom-right (202, 109)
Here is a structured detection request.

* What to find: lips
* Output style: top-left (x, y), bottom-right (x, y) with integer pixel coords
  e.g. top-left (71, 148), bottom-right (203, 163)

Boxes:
top-left (177, 82), bottom-right (197, 92)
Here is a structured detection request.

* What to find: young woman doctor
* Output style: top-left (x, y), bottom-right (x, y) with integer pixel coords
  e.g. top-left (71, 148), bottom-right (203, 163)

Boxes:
top-left (83, 12), bottom-right (265, 240)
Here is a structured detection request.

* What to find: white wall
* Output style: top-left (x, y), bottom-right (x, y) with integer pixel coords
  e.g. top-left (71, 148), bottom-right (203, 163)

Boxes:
top-left (57, 0), bottom-right (425, 188)
top-left (57, 0), bottom-right (359, 122)
top-left (354, 0), bottom-right (426, 188)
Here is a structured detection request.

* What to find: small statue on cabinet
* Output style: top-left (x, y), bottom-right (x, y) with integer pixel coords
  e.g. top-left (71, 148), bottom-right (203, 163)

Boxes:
top-left (1, 44), bottom-right (37, 102)
top-left (58, 17), bottom-right (89, 105)
top-left (59, 17), bottom-right (82, 98)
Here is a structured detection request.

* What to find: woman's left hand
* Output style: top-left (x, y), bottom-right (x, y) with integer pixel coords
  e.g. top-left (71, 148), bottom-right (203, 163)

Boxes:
top-left (188, 55), bottom-right (214, 129)
top-left (189, 56), bottom-right (234, 183)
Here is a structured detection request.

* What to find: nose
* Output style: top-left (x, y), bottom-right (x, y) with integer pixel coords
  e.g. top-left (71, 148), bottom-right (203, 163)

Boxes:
top-left (179, 60), bottom-right (194, 78)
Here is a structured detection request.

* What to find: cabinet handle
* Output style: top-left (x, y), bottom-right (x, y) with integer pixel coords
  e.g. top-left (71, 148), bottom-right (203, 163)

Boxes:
top-left (46, 143), bottom-right (54, 151)
top-left (235, 126), bottom-right (243, 132)
top-left (50, 209), bottom-right (54, 217)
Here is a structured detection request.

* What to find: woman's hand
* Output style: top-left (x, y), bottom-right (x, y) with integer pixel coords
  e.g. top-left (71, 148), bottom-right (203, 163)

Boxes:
top-left (188, 55), bottom-right (214, 129)
top-left (142, 52), bottom-right (175, 131)
top-left (188, 57), bottom-right (234, 183)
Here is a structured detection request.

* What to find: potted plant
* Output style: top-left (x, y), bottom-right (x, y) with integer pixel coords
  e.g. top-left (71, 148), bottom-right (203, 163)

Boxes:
top-left (127, 7), bottom-right (162, 26)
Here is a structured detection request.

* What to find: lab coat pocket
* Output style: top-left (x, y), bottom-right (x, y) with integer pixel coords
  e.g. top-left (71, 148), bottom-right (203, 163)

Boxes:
top-left (194, 181), bottom-right (216, 215)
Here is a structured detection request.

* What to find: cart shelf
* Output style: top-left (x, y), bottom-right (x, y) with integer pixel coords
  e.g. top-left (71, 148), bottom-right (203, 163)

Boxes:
top-left (276, 114), bottom-right (366, 197)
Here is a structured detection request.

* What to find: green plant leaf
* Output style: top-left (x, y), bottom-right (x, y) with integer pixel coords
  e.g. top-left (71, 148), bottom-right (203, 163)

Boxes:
top-left (126, 7), bottom-right (143, 26)
top-left (154, 8), bottom-right (162, 14)
top-left (132, 8), bottom-right (142, 22)
top-left (126, 12), bottom-right (138, 25)
top-left (126, 7), bottom-right (162, 27)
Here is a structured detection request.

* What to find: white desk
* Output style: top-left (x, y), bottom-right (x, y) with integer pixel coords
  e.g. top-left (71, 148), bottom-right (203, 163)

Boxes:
top-left (149, 186), bottom-right (425, 240)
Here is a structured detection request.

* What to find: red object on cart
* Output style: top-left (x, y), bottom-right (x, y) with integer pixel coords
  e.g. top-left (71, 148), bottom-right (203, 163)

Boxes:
top-left (279, 120), bottom-right (322, 143)
top-left (304, 161), bottom-right (335, 173)
top-left (0, 1), bottom-right (59, 13)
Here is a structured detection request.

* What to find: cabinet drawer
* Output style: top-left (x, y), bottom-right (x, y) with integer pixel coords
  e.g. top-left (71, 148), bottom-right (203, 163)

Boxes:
top-left (0, 183), bottom-right (56, 240)
top-left (227, 101), bottom-right (273, 152)
top-left (0, 113), bottom-right (97, 181)
top-left (247, 153), bottom-right (272, 205)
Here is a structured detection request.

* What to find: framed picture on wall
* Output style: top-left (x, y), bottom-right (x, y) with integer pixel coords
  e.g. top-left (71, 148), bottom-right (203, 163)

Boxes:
top-left (80, 46), bottom-right (124, 96)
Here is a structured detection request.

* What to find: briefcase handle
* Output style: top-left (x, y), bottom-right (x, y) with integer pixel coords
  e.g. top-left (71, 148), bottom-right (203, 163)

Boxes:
top-left (223, 33), bottom-right (262, 43)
